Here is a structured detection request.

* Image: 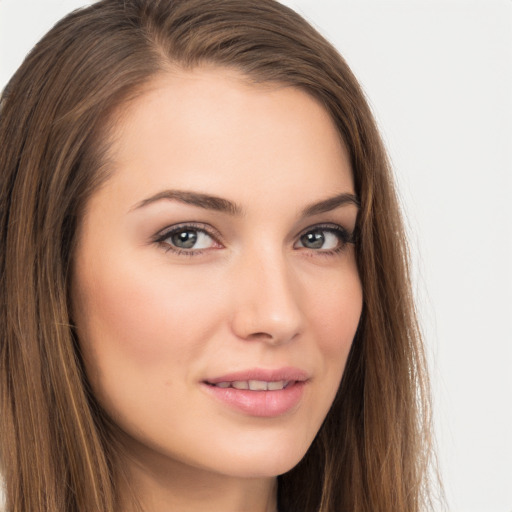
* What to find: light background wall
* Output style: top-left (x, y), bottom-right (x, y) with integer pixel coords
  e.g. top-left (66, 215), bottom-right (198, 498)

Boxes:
top-left (1, 1), bottom-right (511, 511)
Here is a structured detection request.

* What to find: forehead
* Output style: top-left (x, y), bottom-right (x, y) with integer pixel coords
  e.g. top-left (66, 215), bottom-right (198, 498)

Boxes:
top-left (100, 67), bottom-right (353, 211)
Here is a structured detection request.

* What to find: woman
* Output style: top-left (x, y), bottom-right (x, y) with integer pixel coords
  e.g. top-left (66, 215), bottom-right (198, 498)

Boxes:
top-left (0, 0), bottom-right (436, 511)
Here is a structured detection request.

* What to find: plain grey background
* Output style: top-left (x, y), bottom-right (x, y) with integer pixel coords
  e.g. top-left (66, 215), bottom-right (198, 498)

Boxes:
top-left (1, 1), bottom-right (511, 511)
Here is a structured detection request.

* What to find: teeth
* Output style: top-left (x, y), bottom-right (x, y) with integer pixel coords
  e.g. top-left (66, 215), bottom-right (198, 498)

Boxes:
top-left (212, 380), bottom-right (293, 390)
top-left (232, 380), bottom-right (249, 390)
top-left (267, 380), bottom-right (286, 391)
top-left (248, 380), bottom-right (268, 391)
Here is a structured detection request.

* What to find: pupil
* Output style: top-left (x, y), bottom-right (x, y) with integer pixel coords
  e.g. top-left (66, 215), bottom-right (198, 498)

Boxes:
top-left (302, 231), bottom-right (324, 249)
top-left (172, 230), bottom-right (197, 249)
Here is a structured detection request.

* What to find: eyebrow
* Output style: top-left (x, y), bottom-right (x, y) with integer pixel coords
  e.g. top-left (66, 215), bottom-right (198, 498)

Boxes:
top-left (131, 190), bottom-right (242, 215)
top-left (300, 192), bottom-right (360, 217)
top-left (131, 189), bottom-right (360, 217)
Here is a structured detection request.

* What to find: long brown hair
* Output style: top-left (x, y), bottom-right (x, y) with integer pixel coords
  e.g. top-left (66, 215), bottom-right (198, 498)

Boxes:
top-left (0, 1), bottom-right (437, 510)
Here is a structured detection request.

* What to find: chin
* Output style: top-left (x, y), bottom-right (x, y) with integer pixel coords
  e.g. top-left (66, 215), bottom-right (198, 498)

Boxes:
top-left (205, 436), bottom-right (313, 479)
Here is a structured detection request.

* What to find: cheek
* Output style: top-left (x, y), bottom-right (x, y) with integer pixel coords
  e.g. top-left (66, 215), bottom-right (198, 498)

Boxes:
top-left (311, 259), bottom-right (362, 341)
top-left (308, 261), bottom-right (362, 381)
top-left (72, 256), bottom-right (223, 387)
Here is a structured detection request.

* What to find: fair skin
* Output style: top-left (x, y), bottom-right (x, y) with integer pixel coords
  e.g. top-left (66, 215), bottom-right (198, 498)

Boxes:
top-left (72, 67), bottom-right (362, 512)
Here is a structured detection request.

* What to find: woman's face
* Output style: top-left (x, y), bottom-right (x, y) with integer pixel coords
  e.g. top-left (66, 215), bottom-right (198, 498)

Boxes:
top-left (72, 68), bottom-right (362, 480)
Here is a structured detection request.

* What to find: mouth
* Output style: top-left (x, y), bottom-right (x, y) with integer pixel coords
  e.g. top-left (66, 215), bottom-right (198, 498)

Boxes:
top-left (205, 379), bottom-right (294, 391)
top-left (202, 368), bottom-right (308, 417)
top-left (203, 367), bottom-right (309, 389)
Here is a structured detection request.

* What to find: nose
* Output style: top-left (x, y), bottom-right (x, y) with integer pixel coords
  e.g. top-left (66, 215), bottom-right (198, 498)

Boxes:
top-left (229, 248), bottom-right (304, 345)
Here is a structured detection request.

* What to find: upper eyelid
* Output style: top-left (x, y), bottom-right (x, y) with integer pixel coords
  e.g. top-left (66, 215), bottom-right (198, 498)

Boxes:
top-left (296, 222), bottom-right (352, 239)
top-left (153, 222), bottom-right (221, 242)
top-left (154, 221), bottom-right (350, 235)
top-left (298, 222), bottom-right (348, 233)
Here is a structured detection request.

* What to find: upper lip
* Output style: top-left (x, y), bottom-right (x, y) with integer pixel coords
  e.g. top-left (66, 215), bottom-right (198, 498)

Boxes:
top-left (204, 367), bottom-right (310, 384)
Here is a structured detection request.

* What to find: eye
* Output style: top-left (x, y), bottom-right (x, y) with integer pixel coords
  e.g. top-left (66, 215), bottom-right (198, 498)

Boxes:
top-left (154, 223), bottom-right (221, 254)
top-left (169, 229), bottom-right (212, 249)
top-left (294, 225), bottom-right (352, 253)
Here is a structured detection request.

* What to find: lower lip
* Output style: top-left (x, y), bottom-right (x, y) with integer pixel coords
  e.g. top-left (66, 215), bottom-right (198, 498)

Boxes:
top-left (202, 382), bottom-right (306, 417)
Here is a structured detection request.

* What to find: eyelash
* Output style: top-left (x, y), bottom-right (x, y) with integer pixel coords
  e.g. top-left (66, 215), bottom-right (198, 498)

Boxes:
top-left (153, 222), bottom-right (355, 258)
top-left (298, 223), bottom-right (354, 257)
top-left (153, 222), bottom-right (222, 257)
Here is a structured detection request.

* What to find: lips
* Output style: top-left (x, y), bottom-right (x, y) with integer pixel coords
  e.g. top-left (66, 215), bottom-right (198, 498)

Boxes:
top-left (205, 367), bottom-right (309, 385)
top-left (202, 367), bottom-right (308, 417)
top-left (211, 379), bottom-right (292, 391)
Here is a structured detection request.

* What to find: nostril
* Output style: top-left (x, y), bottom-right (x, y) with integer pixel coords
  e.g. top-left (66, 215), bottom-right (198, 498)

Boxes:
top-left (246, 332), bottom-right (273, 341)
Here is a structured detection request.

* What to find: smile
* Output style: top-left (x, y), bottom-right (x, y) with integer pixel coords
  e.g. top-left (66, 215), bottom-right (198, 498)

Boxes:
top-left (202, 368), bottom-right (308, 417)
top-left (208, 380), bottom-right (292, 391)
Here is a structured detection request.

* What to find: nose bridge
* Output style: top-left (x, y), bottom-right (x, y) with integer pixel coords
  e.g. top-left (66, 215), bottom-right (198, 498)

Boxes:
top-left (230, 243), bottom-right (303, 344)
